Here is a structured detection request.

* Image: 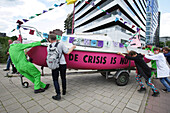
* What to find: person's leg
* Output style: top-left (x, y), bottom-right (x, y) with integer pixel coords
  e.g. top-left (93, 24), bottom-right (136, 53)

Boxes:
top-left (160, 78), bottom-right (170, 92)
top-left (146, 78), bottom-right (159, 97)
top-left (52, 68), bottom-right (61, 100)
top-left (135, 74), bottom-right (145, 88)
top-left (6, 56), bottom-right (11, 70)
top-left (52, 68), bottom-right (60, 95)
top-left (164, 77), bottom-right (170, 85)
top-left (59, 64), bottom-right (67, 95)
top-left (21, 62), bottom-right (46, 90)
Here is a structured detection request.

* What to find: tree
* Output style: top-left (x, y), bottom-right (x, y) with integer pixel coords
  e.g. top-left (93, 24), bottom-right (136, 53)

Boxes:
top-left (165, 41), bottom-right (170, 47)
top-left (159, 41), bottom-right (165, 48)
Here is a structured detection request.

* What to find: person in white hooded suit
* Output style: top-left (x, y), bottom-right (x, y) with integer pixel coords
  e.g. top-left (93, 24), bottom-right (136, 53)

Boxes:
top-left (145, 47), bottom-right (170, 92)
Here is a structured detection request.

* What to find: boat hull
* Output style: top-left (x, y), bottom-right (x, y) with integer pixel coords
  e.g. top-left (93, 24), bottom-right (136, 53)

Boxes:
top-left (27, 46), bottom-right (150, 70)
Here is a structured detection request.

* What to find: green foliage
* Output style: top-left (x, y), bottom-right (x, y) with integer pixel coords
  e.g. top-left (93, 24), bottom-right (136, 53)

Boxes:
top-left (159, 41), bottom-right (165, 48)
top-left (0, 36), bottom-right (17, 63)
top-left (166, 41), bottom-right (170, 47)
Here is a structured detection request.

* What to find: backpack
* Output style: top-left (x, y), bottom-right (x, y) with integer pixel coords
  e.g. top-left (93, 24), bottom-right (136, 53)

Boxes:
top-left (46, 42), bottom-right (61, 70)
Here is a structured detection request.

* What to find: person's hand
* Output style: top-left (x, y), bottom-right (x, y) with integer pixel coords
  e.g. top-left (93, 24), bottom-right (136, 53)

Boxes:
top-left (7, 52), bottom-right (9, 55)
top-left (40, 39), bottom-right (47, 43)
top-left (117, 52), bottom-right (121, 55)
top-left (72, 45), bottom-right (76, 49)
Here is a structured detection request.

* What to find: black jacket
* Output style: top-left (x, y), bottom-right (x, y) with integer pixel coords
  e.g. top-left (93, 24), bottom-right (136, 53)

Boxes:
top-left (125, 53), bottom-right (151, 79)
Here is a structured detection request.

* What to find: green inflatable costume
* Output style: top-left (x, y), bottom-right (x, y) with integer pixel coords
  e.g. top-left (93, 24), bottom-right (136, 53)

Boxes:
top-left (145, 46), bottom-right (157, 77)
top-left (9, 41), bottom-right (47, 90)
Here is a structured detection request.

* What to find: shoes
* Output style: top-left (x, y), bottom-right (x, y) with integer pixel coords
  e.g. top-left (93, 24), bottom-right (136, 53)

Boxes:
top-left (152, 91), bottom-right (160, 97)
top-left (137, 87), bottom-right (146, 92)
top-left (3, 69), bottom-right (9, 71)
top-left (52, 95), bottom-right (61, 100)
top-left (34, 88), bottom-right (45, 94)
top-left (44, 84), bottom-right (50, 90)
top-left (162, 89), bottom-right (167, 92)
top-left (62, 90), bottom-right (66, 95)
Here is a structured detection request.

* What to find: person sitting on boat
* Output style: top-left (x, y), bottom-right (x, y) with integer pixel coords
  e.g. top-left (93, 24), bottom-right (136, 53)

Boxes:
top-left (9, 40), bottom-right (50, 94)
top-left (118, 51), bottom-right (160, 97)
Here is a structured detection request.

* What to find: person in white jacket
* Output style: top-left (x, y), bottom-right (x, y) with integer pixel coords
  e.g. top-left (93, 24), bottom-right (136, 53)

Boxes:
top-left (145, 47), bottom-right (170, 92)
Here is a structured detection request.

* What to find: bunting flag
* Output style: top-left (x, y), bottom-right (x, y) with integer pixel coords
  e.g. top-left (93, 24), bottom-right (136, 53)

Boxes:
top-left (131, 25), bottom-right (135, 29)
top-left (98, 41), bottom-right (103, 47)
top-left (85, 1), bottom-right (90, 4)
top-left (124, 22), bottom-right (127, 24)
top-left (54, 4), bottom-right (59, 7)
top-left (84, 39), bottom-right (90, 45)
top-left (115, 17), bottom-right (119, 22)
top-left (43, 10), bottom-right (47, 13)
top-left (22, 19), bottom-right (29, 22)
top-left (91, 40), bottom-right (97, 46)
top-left (11, 29), bottom-right (15, 32)
top-left (62, 36), bottom-right (68, 42)
top-left (69, 37), bottom-right (75, 43)
top-left (29, 16), bottom-right (35, 19)
top-left (97, 6), bottom-right (100, 9)
top-left (16, 20), bottom-right (23, 25)
top-left (56, 35), bottom-right (61, 40)
top-left (48, 8), bottom-right (54, 11)
top-left (35, 13), bottom-right (42, 16)
top-left (23, 27), bottom-right (29, 30)
top-left (120, 18), bottom-right (123, 21)
top-left (29, 29), bottom-right (35, 35)
top-left (130, 29), bottom-right (141, 47)
top-left (75, 38), bottom-right (82, 45)
top-left (66, 0), bottom-right (77, 5)
top-left (17, 25), bottom-right (20, 30)
top-left (17, 35), bottom-right (22, 43)
top-left (113, 42), bottom-right (118, 47)
top-left (119, 43), bottom-right (124, 48)
top-left (43, 33), bottom-right (48, 38)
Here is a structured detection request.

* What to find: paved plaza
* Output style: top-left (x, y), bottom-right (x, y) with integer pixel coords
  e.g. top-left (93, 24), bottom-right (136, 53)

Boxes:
top-left (0, 64), bottom-right (169, 113)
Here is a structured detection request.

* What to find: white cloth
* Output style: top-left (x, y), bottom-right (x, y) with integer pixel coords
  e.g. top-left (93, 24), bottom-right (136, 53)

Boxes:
top-left (145, 53), bottom-right (170, 78)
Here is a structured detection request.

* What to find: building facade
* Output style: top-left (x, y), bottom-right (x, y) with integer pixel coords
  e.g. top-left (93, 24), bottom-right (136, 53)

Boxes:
top-left (73, 0), bottom-right (148, 45)
top-left (145, 0), bottom-right (159, 44)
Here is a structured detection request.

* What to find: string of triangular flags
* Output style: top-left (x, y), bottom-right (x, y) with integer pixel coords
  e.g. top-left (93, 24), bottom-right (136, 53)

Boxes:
top-left (11, 0), bottom-right (76, 32)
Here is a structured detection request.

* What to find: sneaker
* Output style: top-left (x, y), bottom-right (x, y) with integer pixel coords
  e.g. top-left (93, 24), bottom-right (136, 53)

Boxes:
top-left (161, 89), bottom-right (167, 92)
top-left (34, 88), bottom-right (45, 94)
top-left (62, 90), bottom-right (66, 95)
top-left (44, 84), bottom-right (50, 90)
top-left (3, 69), bottom-right (9, 71)
top-left (52, 95), bottom-right (61, 100)
top-left (152, 91), bottom-right (160, 97)
top-left (137, 87), bottom-right (146, 92)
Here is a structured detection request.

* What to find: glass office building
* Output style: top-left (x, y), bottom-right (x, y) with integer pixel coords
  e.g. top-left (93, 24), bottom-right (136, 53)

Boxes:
top-left (146, 0), bottom-right (158, 44)
top-left (73, 0), bottom-right (148, 45)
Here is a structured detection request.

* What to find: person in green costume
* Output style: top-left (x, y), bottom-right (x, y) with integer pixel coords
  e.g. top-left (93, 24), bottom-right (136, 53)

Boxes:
top-left (145, 44), bottom-right (157, 77)
top-left (9, 39), bottom-right (50, 93)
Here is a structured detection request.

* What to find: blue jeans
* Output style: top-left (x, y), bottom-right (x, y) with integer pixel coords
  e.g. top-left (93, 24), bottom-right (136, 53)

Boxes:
top-left (160, 77), bottom-right (170, 92)
top-left (6, 56), bottom-right (11, 69)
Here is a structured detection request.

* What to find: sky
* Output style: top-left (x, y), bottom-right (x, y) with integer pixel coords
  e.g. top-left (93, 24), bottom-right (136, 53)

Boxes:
top-left (0, 0), bottom-right (170, 38)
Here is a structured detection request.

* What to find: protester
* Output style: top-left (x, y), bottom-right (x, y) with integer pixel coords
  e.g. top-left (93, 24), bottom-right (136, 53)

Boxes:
top-left (9, 40), bottom-right (50, 94)
top-left (162, 47), bottom-right (170, 65)
top-left (47, 34), bottom-right (76, 100)
top-left (3, 40), bottom-right (13, 71)
top-left (145, 47), bottom-right (170, 92)
top-left (118, 51), bottom-right (159, 97)
top-left (145, 43), bottom-right (157, 77)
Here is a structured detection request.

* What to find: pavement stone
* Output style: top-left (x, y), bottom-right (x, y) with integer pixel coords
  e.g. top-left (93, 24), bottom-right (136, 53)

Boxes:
top-left (0, 63), bottom-right (158, 113)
